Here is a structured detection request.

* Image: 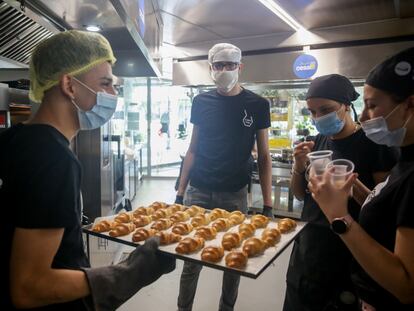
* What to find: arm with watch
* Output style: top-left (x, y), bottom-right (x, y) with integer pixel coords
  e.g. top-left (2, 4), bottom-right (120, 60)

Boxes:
top-left (308, 171), bottom-right (414, 304)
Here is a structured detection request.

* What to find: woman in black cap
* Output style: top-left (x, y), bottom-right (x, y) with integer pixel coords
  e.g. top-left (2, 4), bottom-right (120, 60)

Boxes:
top-left (283, 74), bottom-right (398, 311)
top-left (308, 47), bottom-right (414, 310)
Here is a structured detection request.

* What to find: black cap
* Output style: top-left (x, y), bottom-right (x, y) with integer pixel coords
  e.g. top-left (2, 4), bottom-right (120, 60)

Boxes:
top-left (306, 74), bottom-right (359, 105)
top-left (366, 47), bottom-right (414, 100)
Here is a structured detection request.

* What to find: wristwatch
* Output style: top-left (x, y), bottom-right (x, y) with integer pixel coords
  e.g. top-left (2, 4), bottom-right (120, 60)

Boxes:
top-left (330, 214), bottom-right (353, 234)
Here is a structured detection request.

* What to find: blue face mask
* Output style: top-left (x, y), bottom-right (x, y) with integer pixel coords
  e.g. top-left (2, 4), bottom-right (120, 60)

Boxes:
top-left (312, 106), bottom-right (345, 136)
top-left (71, 78), bottom-right (118, 130)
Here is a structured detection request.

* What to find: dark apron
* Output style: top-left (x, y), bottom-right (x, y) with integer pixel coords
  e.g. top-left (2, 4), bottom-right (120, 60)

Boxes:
top-left (284, 224), bottom-right (358, 311)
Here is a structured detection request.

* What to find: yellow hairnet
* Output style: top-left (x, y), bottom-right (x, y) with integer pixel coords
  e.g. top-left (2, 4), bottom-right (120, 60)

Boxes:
top-left (29, 30), bottom-right (116, 103)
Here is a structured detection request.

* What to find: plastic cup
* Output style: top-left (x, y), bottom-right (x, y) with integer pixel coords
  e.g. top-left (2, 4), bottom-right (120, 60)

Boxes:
top-left (326, 159), bottom-right (355, 189)
top-left (306, 150), bottom-right (333, 176)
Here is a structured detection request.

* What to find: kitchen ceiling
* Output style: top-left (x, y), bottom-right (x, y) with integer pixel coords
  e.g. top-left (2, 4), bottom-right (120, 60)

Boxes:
top-left (157, 0), bottom-right (414, 59)
top-left (1, 0), bottom-right (413, 75)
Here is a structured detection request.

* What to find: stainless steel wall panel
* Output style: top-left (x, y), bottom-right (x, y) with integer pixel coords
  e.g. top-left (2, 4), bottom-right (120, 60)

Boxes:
top-left (173, 41), bottom-right (414, 85)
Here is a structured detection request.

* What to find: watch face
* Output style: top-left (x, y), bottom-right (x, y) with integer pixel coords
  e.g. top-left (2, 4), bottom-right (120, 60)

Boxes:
top-left (331, 219), bottom-right (347, 234)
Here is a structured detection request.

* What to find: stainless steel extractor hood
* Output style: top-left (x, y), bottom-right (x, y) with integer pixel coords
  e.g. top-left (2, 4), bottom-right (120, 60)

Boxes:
top-left (0, 0), bottom-right (164, 78)
top-left (20, 0), bottom-right (164, 77)
top-left (0, 0), bottom-right (55, 66)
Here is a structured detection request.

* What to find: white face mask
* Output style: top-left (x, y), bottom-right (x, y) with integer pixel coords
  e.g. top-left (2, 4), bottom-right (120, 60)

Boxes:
top-left (71, 78), bottom-right (118, 130)
top-left (211, 69), bottom-right (239, 93)
top-left (361, 104), bottom-right (412, 147)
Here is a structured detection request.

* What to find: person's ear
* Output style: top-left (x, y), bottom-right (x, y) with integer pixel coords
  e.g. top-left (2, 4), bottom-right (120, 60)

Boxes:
top-left (60, 74), bottom-right (76, 100)
top-left (239, 63), bottom-right (244, 73)
top-left (406, 95), bottom-right (414, 112)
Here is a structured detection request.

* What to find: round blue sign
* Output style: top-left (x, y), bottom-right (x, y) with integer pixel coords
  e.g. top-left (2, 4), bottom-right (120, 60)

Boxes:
top-left (293, 54), bottom-right (318, 79)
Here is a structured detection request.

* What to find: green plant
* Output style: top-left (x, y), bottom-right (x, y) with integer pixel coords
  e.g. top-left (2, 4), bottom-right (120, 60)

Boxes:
top-left (296, 116), bottom-right (312, 130)
top-left (261, 89), bottom-right (279, 98)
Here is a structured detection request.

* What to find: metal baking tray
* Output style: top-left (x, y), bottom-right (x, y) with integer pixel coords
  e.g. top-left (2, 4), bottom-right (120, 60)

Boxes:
top-left (83, 215), bottom-right (306, 279)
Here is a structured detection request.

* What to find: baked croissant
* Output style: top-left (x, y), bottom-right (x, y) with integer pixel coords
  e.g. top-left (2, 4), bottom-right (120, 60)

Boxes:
top-left (261, 228), bottom-right (281, 247)
top-left (152, 208), bottom-right (173, 220)
top-left (191, 214), bottom-right (211, 228)
top-left (110, 221), bottom-right (121, 229)
top-left (133, 215), bottom-right (152, 227)
top-left (151, 218), bottom-right (173, 231)
top-left (132, 228), bottom-right (157, 242)
top-left (238, 223), bottom-right (256, 239)
top-left (150, 201), bottom-right (168, 211)
top-left (170, 211), bottom-right (191, 223)
top-left (155, 231), bottom-right (182, 245)
top-left (225, 251), bottom-right (248, 269)
top-left (212, 218), bottom-right (232, 232)
top-left (175, 237), bottom-right (205, 254)
top-left (222, 232), bottom-right (242, 251)
top-left (250, 214), bottom-right (270, 228)
top-left (228, 211), bottom-right (246, 225)
top-left (133, 206), bottom-right (154, 217)
top-left (172, 222), bottom-right (193, 235)
top-left (92, 220), bottom-right (112, 232)
top-left (278, 218), bottom-right (297, 233)
top-left (209, 208), bottom-right (230, 221)
top-left (109, 223), bottom-right (136, 237)
top-left (194, 226), bottom-right (217, 240)
top-left (242, 237), bottom-right (266, 257)
top-left (201, 246), bottom-right (224, 263)
top-left (186, 205), bottom-right (205, 217)
top-left (114, 212), bottom-right (134, 223)
top-left (168, 204), bottom-right (185, 213)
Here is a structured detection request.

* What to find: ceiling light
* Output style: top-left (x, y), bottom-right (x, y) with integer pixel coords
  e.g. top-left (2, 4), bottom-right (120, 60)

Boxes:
top-left (85, 25), bottom-right (101, 32)
top-left (257, 0), bottom-right (303, 31)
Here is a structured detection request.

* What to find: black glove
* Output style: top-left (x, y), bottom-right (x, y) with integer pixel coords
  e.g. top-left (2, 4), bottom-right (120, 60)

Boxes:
top-left (175, 195), bottom-right (184, 205)
top-left (82, 237), bottom-right (176, 311)
top-left (261, 205), bottom-right (273, 218)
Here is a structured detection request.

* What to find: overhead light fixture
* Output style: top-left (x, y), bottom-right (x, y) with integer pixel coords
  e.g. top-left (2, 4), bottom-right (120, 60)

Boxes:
top-left (85, 25), bottom-right (101, 32)
top-left (257, 0), bottom-right (303, 31)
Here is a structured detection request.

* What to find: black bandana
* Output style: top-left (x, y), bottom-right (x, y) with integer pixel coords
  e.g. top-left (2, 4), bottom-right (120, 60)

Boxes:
top-left (366, 47), bottom-right (414, 100)
top-left (306, 74), bottom-right (359, 105)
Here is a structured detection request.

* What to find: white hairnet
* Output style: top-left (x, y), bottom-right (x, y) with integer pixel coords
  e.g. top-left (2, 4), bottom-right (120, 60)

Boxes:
top-left (208, 43), bottom-right (241, 64)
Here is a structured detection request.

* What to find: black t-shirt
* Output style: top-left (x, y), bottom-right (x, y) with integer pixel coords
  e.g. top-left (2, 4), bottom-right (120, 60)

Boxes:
top-left (189, 89), bottom-right (270, 192)
top-left (287, 129), bottom-right (398, 294)
top-left (0, 124), bottom-right (89, 310)
top-left (351, 144), bottom-right (414, 310)
top-left (302, 129), bottom-right (399, 225)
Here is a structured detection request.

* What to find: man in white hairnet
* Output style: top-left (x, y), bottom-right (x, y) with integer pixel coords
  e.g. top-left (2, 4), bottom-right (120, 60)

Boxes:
top-left (175, 43), bottom-right (272, 311)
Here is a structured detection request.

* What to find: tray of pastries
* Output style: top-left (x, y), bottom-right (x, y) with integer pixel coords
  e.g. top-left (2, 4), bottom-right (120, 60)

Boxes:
top-left (83, 201), bottom-right (307, 279)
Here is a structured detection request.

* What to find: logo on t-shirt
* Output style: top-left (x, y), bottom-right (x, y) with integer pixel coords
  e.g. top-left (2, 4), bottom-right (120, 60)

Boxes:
top-left (242, 110), bottom-right (253, 127)
top-left (242, 109), bottom-right (253, 127)
top-left (362, 176), bottom-right (389, 208)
